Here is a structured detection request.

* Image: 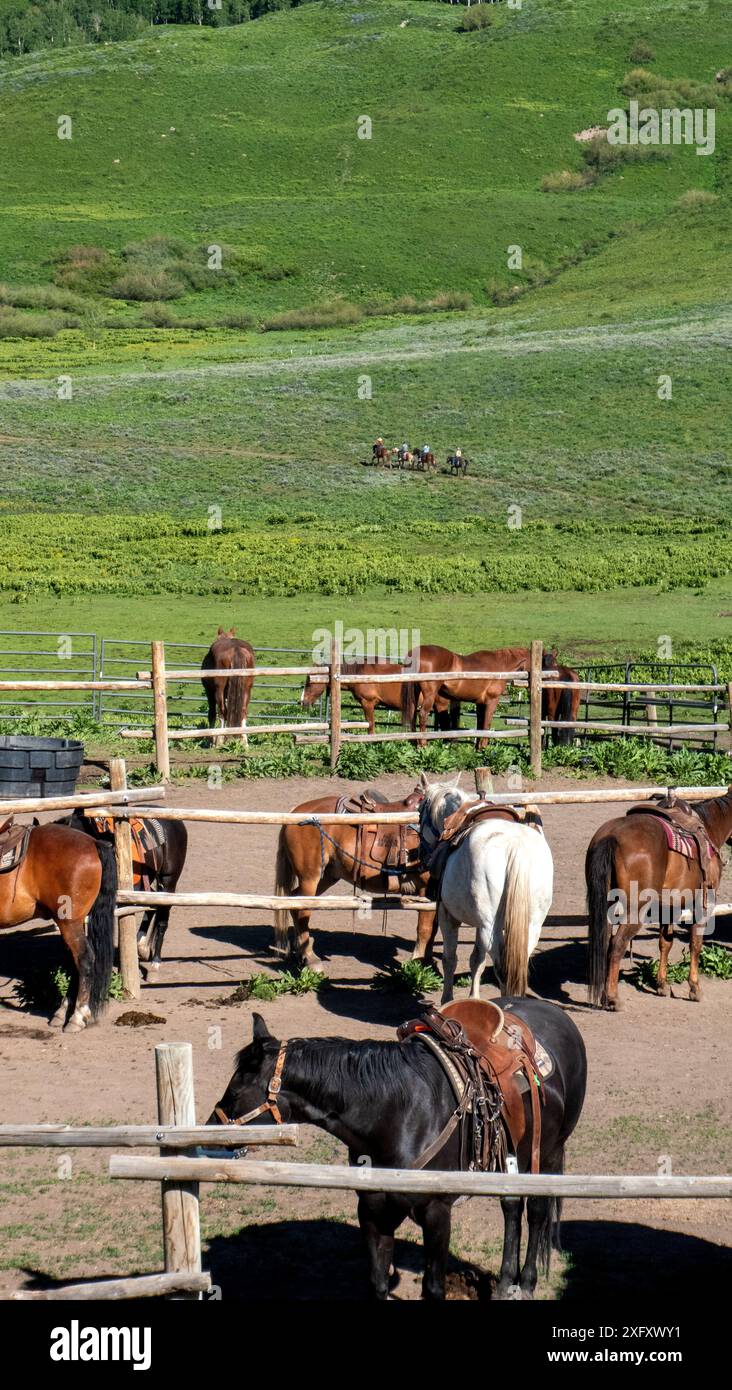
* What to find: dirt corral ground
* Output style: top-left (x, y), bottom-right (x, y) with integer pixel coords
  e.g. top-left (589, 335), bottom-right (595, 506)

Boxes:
top-left (0, 772), bottom-right (730, 1301)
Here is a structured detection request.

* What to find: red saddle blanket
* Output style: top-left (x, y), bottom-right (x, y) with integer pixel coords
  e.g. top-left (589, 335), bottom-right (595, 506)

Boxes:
top-left (92, 816), bottom-right (163, 890)
top-left (657, 818), bottom-right (715, 863)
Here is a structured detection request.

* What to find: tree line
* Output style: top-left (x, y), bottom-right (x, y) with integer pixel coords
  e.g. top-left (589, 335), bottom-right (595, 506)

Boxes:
top-left (0, 0), bottom-right (311, 58)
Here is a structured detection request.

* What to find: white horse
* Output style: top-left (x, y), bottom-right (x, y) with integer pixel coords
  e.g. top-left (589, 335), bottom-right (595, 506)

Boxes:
top-left (418, 775), bottom-right (554, 1004)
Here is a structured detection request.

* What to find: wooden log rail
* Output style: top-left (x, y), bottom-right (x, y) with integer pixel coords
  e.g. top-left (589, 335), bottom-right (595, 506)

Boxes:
top-left (0, 783), bottom-right (165, 817)
top-left (11, 1271), bottom-right (212, 1302)
top-left (0, 1124), bottom-right (299, 1148)
top-left (109, 1155), bottom-right (732, 1201)
top-left (119, 720), bottom-right (368, 740)
top-left (115, 890), bottom-right (433, 912)
top-left (86, 785), bottom-right (732, 828)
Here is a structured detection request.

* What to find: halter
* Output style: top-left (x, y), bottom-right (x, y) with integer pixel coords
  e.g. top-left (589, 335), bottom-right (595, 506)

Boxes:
top-left (214, 1041), bottom-right (288, 1127)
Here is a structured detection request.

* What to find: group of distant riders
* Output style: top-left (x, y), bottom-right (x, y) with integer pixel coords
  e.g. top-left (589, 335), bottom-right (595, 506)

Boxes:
top-left (370, 438), bottom-right (469, 475)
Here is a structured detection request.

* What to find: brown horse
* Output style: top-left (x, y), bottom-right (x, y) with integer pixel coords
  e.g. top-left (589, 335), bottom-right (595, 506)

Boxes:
top-left (586, 789), bottom-right (732, 1010)
top-left (372, 444), bottom-right (391, 466)
top-left (401, 644), bottom-right (531, 750)
top-left (273, 788), bottom-right (435, 968)
top-left (542, 649), bottom-right (581, 747)
top-left (301, 660), bottom-right (455, 736)
top-left (201, 628), bottom-right (255, 746)
top-left (0, 825), bottom-right (116, 1031)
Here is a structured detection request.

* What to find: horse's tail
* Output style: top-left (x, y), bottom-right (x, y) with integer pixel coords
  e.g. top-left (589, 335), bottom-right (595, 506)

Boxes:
top-left (87, 841), bottom-right (117, 1017)
top-left (273, 830), bottom-right (296, 950)
top-left (401, 676), bottom-right (417, 730)
top-left (226, 674), bottom-right (245, 731)
top-left (501, 836), bottom-right (531, 997)
top-left (587, 835), bottom-right (615, 1005)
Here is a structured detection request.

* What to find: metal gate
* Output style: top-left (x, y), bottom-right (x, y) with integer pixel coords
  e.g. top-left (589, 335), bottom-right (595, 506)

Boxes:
top-left (0, 629), bottom-right (98, 724)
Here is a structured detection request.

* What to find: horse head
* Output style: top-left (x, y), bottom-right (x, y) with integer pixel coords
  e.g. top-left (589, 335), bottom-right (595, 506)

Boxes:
top-left (301, 671), bottom-right (327, 707)
top-left (207, 1014), bottom-right (290, 1129)
top-left (417, 772), bottom-right (469, 847)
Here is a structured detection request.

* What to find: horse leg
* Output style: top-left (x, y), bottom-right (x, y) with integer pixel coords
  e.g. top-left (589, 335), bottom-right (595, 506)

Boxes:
top-left (419, 687), bottom-right (436, 746)
top-left (468, 935), bottom-right (489, 999)
top-left (657, 921), bottom-right (673, 997)
top-left (417, 1199), bottom-right (452, 1301)
top-left (495, 1197), bottom-right (524, 1299)
top-left (688, 920), bottom-right (703, 1003)
top-left (137, 909), bottom-right (155, 962)
top-left (358, 1195), bottom-right (401, 1300)
top-left (56, 917), bottom-right (94, 1032)
top-left (144, 905), bottom-right (171, 973)
top-left (289, 870), bottom-right (334, 969)
top-left (412, 906), bottom-right (437, 963)
top-left (603, 920), bottom-right (636, 1011)
top-left (439, 906), bottom-right (460, 1004)
top-left (476, 693), bottom-right (500, 754)
top-left (519, 1196), bottom-right (552, 1299)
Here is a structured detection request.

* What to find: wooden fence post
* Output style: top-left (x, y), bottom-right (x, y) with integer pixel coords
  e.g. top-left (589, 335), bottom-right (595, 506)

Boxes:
top-left (151, 640), bottom-right (171, 783)
top-left (109, 757), bottom-right (140, 999)
top-left (727, 682), bottom-right (732, 754)
top-left (155, 1043), bottom-right (202, 1299)
top-left (529, 639), bottom-right (543, 780)
top-left (329, 635), bottom-right (342, 771)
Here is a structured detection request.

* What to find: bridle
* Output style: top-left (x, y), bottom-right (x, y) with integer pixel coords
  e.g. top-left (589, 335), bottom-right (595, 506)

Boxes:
top-left (214, 1040), bottom-right (288, 1127)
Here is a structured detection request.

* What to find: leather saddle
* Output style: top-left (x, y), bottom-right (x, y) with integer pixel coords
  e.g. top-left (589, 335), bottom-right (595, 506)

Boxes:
top-left (335, 788), bottom-right (423, 893)
top-left (398, 1000), bottom-right (548, 1173)
top-left (91, 814), bottom-right (166, 890)
top-left (0, 816), bottom-right (32, 874)
top-left (625, 793), bottom-right (719, 879)
top-left (423, 798), bottom-right (540, 883)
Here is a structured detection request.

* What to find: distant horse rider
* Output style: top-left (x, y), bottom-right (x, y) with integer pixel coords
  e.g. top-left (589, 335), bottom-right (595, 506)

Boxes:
top-left (399, 441), bottom-right (410, 463)
top-left (372, 436), bottom-right (384, 462)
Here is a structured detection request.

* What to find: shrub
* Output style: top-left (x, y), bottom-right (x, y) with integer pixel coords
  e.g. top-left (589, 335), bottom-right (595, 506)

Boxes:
top-left (629, 40), bottom-right (655, 63)
top-left (0, 283), bottom-right (86, 312)
top-left (456, 6), bottom-right (494, 33)
top-left (53, 245), bottom-right (117, 294)
top-left (109, 270), bottom-right (185, 302)
top-left (218, 311), bottom-right (255, 329)
top-left (140, 302), bottom-right (179, 327)
top-left (541, 169), bottom-right (595, 192)
top-left (675, 188), bottom-right (719, 209)
top-left (262, 298), bottom-right (363, 330)
top-left (0, 310), bottom-right (64, 338)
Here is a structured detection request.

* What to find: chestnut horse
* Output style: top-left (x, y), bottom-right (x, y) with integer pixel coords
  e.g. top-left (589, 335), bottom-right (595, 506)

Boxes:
top-left (542, 649), bottom-right (581, 747)
top-left (273, 787), bottom-right (435, 968)
top-left (401, 644), bottom-right (531, 750)
top-left (0, 825), bottom-right (116, 1031)
top-left (587, 788), bottom-right (732, 1010)
top-left (201, 628), bottom-right (255, 746)
top-left (301, 660), bottom-right (455, 735)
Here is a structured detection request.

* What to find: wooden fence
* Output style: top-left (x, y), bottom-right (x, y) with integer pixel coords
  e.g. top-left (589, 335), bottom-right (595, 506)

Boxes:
top-left (4, 1042), bottom-right (728, 1301)
top-left (79, 771), bottom-right (732, 998)
top-left (0, 638), bottom-right (728, 778)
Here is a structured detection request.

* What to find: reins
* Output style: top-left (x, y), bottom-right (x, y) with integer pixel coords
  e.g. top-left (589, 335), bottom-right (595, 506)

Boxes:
top-left (215, 1040), bottom-right (288, 1127)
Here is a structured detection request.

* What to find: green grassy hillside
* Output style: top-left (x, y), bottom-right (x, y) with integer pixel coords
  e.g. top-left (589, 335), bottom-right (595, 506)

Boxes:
top-left (0, 0), bottom-right (730, 658)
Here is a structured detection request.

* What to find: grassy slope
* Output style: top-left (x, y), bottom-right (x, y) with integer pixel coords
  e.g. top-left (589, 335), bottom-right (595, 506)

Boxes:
top-left (0, 0), bottom-right (730, 652)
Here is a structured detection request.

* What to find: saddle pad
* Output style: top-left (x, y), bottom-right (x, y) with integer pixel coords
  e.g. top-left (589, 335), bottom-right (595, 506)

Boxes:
top-left (657, 819), bottom-right (713, 862)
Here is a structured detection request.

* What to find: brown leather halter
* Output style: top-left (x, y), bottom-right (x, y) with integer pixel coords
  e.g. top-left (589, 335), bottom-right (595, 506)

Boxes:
top-left (214, 1041), bottom-right (288, 1127)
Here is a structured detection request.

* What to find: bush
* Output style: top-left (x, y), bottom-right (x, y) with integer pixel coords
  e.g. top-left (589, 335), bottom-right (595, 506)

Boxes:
top-left (262, 298), bottom-right (363, 330)
top-left (218, 311), bottom-right (255, 329)
top-left (140, 302), bottom-right (179, 327)
top-left (53, 245), bottom-right (117, 295)
top-left (109, 270), bottom-right (185, 302)
top-left (675, 188), bottom-right (719, 209)
top-left (0, 309), bottom-right (64, 338)
top-left (629, 40), bottom-right (655, 63)
top-left (541, 169), bottom-right (595, 192)
top-left (456, 6), bottom-right (494, 33)
top-left (364, 290), bottom-right (473, 317)
top-left (0, 283), bottom-right (86, 312)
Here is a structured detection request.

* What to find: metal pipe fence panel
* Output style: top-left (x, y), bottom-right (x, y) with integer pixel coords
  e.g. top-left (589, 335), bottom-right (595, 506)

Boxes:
top-left (0, 629), bottom-right (97, 722)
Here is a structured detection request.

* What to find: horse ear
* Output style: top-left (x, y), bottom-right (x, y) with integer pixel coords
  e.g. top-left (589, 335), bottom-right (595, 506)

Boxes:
top-left (217, 626), bottom-right (225, 636)
top-left (252, 1013), bottom-right (273, 1043)
top-left (227, 627), bottom-right (236, 637)
top-left (419, 772), bottom-right (430, 790)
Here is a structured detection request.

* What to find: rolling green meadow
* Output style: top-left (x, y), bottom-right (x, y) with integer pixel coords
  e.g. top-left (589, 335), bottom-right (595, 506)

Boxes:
top-left (0, 0), bottom-right (730, 668)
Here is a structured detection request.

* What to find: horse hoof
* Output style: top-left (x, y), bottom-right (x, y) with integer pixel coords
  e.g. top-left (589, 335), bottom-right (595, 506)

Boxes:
top-left (62, 1018), bottom-right (86, 1034)
top-left (137, 941), bottom-right (151, 962)
top-left (48, 1011), bottom-right (66, 1030)
top-left (689, 986), bottom-right (701, 1002)
top-left (656, 983), bottom-right (670, 997)
top-left (603, 997), bottom-right (622, 1012)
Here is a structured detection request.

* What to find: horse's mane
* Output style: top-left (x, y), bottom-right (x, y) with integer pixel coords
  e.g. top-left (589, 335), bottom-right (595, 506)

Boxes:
top-left (238, 1036), bottom-right (444, 1113)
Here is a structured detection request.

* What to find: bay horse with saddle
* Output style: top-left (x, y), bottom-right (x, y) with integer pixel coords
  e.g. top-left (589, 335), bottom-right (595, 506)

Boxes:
top-left (67, 808), bottom-right (187, 971)
top-left (274, 785), bottom-right (436, 967)
top-left (209, 999), bottom-right (586, 1300)
top-left (201, 628), bottom-right (255, 746)
top-left (0, 815), bottom-right (116, 1031)
top-left (587, 787), bottom-right (732, 1009)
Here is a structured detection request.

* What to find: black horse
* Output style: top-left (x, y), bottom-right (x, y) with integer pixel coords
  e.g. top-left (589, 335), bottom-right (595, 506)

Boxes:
top-left (67, 811), bottom-right (187, 970)
top-left (209, 1000), bottom-right (587, 1300)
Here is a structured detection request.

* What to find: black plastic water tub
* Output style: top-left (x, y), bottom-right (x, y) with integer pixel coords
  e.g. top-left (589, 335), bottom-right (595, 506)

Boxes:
top-left (0, 736), bottom-right (84, 799)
